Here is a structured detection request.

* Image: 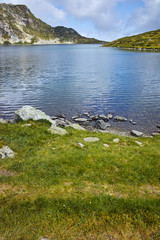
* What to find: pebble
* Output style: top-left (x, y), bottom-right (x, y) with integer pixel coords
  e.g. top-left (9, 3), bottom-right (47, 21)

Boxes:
top-left (131, 130), bottom-right (143, 137)
top-left (104, 144), bottom-right (109, 148)
top-left (135, 141), bottom-right (144, 146)
top-left (78, 143), bottom-right (85, 148)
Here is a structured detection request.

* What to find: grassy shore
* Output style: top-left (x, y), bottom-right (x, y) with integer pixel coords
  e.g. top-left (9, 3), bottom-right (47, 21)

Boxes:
top-left (0, 120), bottom-right (160, 240)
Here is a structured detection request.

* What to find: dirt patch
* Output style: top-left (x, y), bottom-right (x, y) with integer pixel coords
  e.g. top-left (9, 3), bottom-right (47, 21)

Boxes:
top-left (0, 168), bottom-right (15, 176)
top-left (140, 185), bottom-right (160, 196)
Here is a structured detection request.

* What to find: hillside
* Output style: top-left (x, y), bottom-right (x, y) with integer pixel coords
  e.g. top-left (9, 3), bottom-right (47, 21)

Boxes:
top-left (0, 3), bottom-right (104, 45)
top-left (103, 29), bottom-right (160, 50)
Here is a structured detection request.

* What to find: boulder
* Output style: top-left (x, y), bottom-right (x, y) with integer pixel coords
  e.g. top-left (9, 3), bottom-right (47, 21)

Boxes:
top-left (0, 146), bottom-right (15, 159)
top-left (0, 118), bottom-right (7, 124)
top-left (74, 118), bottom-right (88, 123)
top-left (113, 116), bottom-right (127, 122)
top-left (69, 124), bottom-right (86, 131)
top-left (15, 106), bottom-right (56, 125)
top-left (131, 130), bottom-right (143, 137)
top-left (84, 137), bottom-right (99, 143)
top-left (90, 115), bottom-right (99, 120)
top-left (96, 120), bottom-right (111, 130)
top-left (99, 114), bottom-right (109, 121)
top-left (48, 126), bottom-right (68, 136)
top-left (107, 114), bottom-right (113, 119)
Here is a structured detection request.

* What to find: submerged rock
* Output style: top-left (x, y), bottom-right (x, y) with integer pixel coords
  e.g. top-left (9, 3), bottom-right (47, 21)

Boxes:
top-left (113, 116), bottom-right (127, 122)
top-left (0, 146), bottom-right (15, 159)
top-left (48, 126), bottom-right (68, 136)
top-left (15, 106), bottom-right (56, 125)
top-left (84, 137), bottom-right (100, 142)
top-left (131, 130), bottom-right (143, 137)
top-left (96, 120), bottom-right (111, 130)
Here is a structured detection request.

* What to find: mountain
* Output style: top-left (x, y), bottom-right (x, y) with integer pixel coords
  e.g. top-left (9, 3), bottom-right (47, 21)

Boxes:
top-left (0, 3), bottom-right (105, 45)
top-left (103, 29), bottom-right (160, 50)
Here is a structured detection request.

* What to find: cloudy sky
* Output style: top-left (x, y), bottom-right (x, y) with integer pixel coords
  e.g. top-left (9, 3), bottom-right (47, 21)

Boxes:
top-left (1, 0), bottom-right (160, 41)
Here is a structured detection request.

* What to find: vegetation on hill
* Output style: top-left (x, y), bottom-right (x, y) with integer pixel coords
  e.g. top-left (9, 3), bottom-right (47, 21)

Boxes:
top-left (0, 120), bottom-right (160, 239)
top-left (103, 29), bottom-right (160, 50)
top-left (0, 3), bottom-right (104, 45)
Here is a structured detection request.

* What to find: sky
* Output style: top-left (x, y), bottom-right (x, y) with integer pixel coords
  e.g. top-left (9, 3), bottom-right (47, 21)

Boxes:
top-left (1, 0), bottom-right (160, 41)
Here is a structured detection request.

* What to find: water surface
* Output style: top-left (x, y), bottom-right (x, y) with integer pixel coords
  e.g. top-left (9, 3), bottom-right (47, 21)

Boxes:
top-left (0, 44), bottom-right (160, 133)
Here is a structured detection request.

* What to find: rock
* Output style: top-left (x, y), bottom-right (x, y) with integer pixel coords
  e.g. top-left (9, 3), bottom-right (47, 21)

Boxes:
top-left (135, 141), bottom-right (144, 146)
top-left (74, 118), bottom-right (88, 123)
top-left (21, 124), bottom-right (32, 127)
top-left (90, 115), bottom-right (99, 120)
top-left (129, 119), bottom-right (133, 123)
top-left (55, 119), bottom-right (69, 127)
top-left (157, 125), bottom-right (160, 129)
top-left (0, 146), bottom-right (15, 159)
top-left (104, 144), bottom-right (109, 148)
top-left (70, 124), bottom-right (86, 131)
top-left (95, 120), bottom-right (111, 130)
top-left (151, 132), bottom-right (160, 136)
top-left (84, 137), bottom-right (100, 143)
top-left (113, 138), bottom-right (120, 143)
top-left (132, 122), bottom-right (137, 125)
top-left (15, 106), bottom-right (56, 125)
top-left (99, 114), bottom-right (109, 121)
top-left (113, 116), bottom-right (127, 122)
top-left (0, 118), bottom-right (7, 124)
top-left (40, 238), bottom-right (50, 240)
top-left (57, 114), bottom-right (65, 118)
top-left (84, 112), bottom-right (91, 117)
top-left (131, 130), bottom-right (143, 137)
top-left (78, 143), bottom-right (85, 148)
top-left (51, 116), bottom-right (58, 120)
top-left (52, 147), bottom-right (56, 150)
top-left (72, 116), bottom-right (79, 119)
top-left (106, 114), bottom-right (113, 119)
top-left (48, 126), bottom-right (68, 136)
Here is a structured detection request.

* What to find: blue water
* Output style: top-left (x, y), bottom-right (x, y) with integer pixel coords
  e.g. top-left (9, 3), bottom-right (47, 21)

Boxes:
top-left (0, 44), bottom-right (160, 133)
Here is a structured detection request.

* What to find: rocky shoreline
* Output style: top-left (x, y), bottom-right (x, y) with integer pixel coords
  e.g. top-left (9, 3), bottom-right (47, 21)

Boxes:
top-left (0, 106), bottom-right (160, 138)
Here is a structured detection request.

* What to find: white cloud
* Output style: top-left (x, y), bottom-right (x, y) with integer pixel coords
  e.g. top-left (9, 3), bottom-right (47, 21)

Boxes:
top-left (127, 0), bottom-right (160, 34)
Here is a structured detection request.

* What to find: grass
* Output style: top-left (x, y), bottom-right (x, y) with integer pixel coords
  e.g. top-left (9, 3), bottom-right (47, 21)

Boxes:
top-left (103, 29), bottom-right (160, 50)
top-left (0, 120), bottom-right (160, 239)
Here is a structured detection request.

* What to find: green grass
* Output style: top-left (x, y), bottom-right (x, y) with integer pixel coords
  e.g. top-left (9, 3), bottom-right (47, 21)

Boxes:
top-left (103, 29), bottom-right (160, 50)
top-left (0, 121), bottom-right (160, 239)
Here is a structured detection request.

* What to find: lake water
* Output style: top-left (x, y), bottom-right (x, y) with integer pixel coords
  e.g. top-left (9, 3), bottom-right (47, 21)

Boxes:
top-left (0, 44), bottom-right (160, 133)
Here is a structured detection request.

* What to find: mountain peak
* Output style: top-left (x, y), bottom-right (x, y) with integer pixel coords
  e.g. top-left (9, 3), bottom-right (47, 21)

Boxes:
top-left (0, 3), bottom-right (105, 45)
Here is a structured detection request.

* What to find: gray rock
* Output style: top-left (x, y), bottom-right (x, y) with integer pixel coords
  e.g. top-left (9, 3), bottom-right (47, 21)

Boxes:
top-left (57, 114), bottom-right (65, 118)
top-left (0, 118), bottom-right (7, 124)
top-left (69, 124), bottom-right (86, 131)
top-left (48, 126), bottom-right (68, 136)
top-left (113, 138), bottom-right (120, 143)
top-left (129, 119), bottom-right (133, 123)
top-left (157, 125), bottom-right (160, 129)
top-left (51, 116), bottom-right (58, 120)
top-left (113, 116), bottom-right (127, 122)
top-left (104, 144), bottom-right (109, 148)
top-left (151, 132), bottom-right (160, 136)
top-left (78, 143), bottom-right (85, 148)
top-left (132, 122), bottom-right (137, 125)
top-left (15, 106), bottom-right (56, 125)
top-left (131, 130), bottom-right (143, 137)
top-left (84, 137), bottom-right (99, 142)
top-left (74, 118), bottom-right (88, 123)
top-left (90, 115), bottom-right (99, 120)
top-left (55, 119), bottom-right (69, 127)
top-left (21, 124), bottom-right (32, 127)
top-left (96, 120), bottom-right (111, 130)
top-left (99, 114), bottom-right (109, 121)
top-left (0, 146), bottom-right (15, 159)
top-left (135, 141), bottom-right (144, 146)
top-left (106, 114), bottom-right (113, 119)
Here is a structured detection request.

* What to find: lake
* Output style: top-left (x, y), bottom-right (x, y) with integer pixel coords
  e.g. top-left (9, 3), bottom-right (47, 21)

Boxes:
top-left (0, 44), bottom-right (160, 133)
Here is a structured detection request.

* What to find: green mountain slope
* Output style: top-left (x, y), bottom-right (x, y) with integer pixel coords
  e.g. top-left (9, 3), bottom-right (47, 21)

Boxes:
top-left (0, 3), bottom-right (105, 45)
top-left (103, 29), bottom-right (160, 50)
